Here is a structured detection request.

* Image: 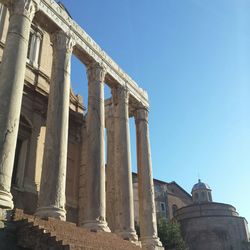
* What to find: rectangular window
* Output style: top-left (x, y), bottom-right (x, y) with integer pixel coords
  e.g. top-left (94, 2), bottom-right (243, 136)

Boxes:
top-left (0, 4), bottom-right (4, 21)
top-left (160, 202), bottom-right (166, 212)
top-left (0, 3), bottom-right (7, 41)
top-left (27, 27), bottom-right (42, 68)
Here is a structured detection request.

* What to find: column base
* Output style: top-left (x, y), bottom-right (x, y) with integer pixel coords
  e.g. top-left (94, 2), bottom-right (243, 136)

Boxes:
top-left (0, 190), bottom-right (14, 209)
top-left (141, 236), bottom-right (164, 250)
top-left (81, 220), bottom-right (111, 232)
top-left (116, 229), bottom-right (138, 243)
top-left (35, 206), bottom-right (66, 221)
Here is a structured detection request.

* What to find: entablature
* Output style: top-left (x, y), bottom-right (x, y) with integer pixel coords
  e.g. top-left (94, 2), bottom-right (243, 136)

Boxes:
top-left (0, 0), bottom-right (149, 108)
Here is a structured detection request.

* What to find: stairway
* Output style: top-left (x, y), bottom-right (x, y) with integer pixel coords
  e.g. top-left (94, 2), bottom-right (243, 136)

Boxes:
top-left (13, 209), bottom-right (141, 250)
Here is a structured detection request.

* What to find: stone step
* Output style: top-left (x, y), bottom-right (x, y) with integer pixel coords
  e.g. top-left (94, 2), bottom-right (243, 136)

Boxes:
top-left (14, 209), bottom-right (141, 250)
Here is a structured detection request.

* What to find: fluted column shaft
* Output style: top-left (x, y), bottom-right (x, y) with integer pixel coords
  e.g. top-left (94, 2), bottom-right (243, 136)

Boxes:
top-left (135, 108), bottom-right (163, 250)
top-left (35, 31), bottom-right (75, 220)
top-left (83, 62), bottom-right (110, 232)
top-left (0, 0), bottom-right (36, 209)
top-left (113, 86), bottom-right (137, 241)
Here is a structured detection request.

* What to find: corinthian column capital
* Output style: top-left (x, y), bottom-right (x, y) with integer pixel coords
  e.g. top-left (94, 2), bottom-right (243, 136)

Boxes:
top-left (112, 85), bottom-right (129, 106)
top-left (134, 107), bottom-right (149, 123)
top-left (87, 62), bottom-right (106, 83)
top-left (52, 31), bottom-right (75, 54)
top-left (8, 0), bottom-right (37, 20)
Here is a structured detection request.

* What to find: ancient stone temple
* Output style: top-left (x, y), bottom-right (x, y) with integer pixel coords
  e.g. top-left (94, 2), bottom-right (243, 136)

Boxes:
top-left (0, 0), bottom-right (163, 249)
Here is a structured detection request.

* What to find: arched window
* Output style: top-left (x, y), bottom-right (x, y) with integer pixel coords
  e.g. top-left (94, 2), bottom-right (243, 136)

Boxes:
top-left (172, 204), bottom-right (178, 215)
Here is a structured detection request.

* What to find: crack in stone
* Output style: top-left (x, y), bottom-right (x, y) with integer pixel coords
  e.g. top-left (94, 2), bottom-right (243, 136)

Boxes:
top-left (0, 121), bottom-right (17, 170)
top-left (3, 121), bottom-right (16, 144)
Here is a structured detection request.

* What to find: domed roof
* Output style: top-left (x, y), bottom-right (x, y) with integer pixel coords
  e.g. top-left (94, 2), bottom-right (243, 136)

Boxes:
top-left (192, 179), bottom-right (211, 192)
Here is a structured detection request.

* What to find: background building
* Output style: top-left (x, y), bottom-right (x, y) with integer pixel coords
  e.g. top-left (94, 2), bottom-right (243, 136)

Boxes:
top-left (133, 172), bottom-right (250, 250)
top-left (175, 180), bottom-right (250, 250)
top-left (133, 173), bottom-right (192, 223)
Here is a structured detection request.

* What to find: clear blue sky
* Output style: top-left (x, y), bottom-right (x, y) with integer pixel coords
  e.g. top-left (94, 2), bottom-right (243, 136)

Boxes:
top-left (60, 0), bottom-right (250, 223)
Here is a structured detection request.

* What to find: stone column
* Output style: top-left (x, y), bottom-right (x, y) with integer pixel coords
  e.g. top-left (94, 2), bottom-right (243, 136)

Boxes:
top-left (135, 108), bottom-right (163, 250)
top-left (82, 62), bottom-right (110, 232)
top-left (113, 86), bottom-right (138, 242)
top-left (35, 31), bottom-right (75, 220)
top-left (0, 0), bottom-right (36, 210)
top-left (105, 104), bottom-right (116, 232)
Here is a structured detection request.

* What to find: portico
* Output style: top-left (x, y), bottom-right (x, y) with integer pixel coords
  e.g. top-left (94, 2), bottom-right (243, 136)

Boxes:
top-left (0, 0), bottom-right (162, 248)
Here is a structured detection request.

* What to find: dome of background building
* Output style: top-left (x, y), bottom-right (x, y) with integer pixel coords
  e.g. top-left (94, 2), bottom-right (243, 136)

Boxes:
top-left (192, 179), bottom-right (211, 192)
top-left (191, 179), bottom-right (212, 203)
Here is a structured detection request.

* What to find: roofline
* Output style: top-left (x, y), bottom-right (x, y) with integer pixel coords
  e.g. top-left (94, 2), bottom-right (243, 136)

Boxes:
top-left (177, 201), bottom-right (237, 212)
top-left (132, 172), bottom-right (169, 185)
top-left (168, 181), bottom-right (192, 198)
top-left (132, 172), bottom-right (192, 198)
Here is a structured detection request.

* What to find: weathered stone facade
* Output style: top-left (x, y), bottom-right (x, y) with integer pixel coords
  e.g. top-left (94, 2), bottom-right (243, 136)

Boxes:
top-left (0, 0), bottom-right (163, 249)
